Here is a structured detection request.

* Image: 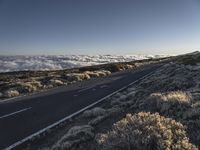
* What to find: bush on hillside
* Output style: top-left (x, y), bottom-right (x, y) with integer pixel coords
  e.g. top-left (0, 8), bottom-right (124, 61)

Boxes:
top-left (141, 91), bottom-right (191, 118)
top-left (97, 112), bottom-right (197, 150)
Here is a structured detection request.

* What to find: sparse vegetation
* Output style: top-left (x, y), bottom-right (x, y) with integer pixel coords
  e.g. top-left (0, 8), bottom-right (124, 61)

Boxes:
top-left (4, 89), bottom-right (20, 98)
top-left (50, 79), bottom-right (65, 86)
top-left (52, 125), bottom-right (94, 150)
top-left (178, 55), bottom-right (200, 65)
top-left (0, 58), bottom-right (164, 100)
top-left (97, 112), bottom-right (197, 150)
top-left (82, 107), bottom-right (106, 118)
top-left (142, 91), bottom-right (192, 118)
top-left (20, 82), bottom-right (38, 92)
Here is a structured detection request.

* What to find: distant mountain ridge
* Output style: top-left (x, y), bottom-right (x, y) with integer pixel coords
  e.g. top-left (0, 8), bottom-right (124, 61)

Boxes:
top-left (0, 54), bottom-right (168, 72)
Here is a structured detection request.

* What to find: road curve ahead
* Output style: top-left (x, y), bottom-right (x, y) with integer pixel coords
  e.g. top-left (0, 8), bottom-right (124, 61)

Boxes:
top-left (0, 64), bottom-right (161, 149)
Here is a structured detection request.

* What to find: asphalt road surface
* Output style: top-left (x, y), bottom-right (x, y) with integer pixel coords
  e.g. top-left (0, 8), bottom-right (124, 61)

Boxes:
top-left (0, 64), bottom-right (162, 149)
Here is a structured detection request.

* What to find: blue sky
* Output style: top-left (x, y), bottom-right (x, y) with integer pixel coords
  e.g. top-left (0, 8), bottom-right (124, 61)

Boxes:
top-left (0, 0), bottom-right (200, 55)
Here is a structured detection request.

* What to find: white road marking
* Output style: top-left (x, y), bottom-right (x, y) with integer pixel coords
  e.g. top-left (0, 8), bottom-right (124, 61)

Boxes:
top-left (4, 66), bottom-right (162, 150)
top-left (77, 86), bottom-right (93, 93)
top-left (0, 107), bottom-right (32, 119)
top-left (100, 85), bottom-right (109, 88)
top-left (111, 76), bottom-right (124, 81)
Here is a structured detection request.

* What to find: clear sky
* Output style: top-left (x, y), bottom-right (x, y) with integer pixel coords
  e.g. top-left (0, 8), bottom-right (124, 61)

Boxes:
top-left (0, 0), bottom-right (200, 55)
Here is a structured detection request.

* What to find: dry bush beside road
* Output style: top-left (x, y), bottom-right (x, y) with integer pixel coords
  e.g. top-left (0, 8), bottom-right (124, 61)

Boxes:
top-left (97, 112), bottom-right (197, 150)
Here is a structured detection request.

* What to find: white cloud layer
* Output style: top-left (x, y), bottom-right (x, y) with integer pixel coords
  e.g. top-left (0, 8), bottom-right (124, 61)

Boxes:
top-left (0, 54), bottom-right (167, 72)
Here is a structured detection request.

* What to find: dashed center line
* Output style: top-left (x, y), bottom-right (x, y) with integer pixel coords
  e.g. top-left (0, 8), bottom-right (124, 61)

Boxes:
top-left (100, 85), bottom-right (109, 88)
top-left (77, 87), bottom-right (93, 93)
top-left (0, 107), bottom-right (32, 119)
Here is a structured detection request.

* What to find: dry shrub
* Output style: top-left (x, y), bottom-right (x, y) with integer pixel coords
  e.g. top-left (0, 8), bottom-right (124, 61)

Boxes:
top-left (77, 73), bottom-right (91, 80)
top-left (94, 71), bottom-right (107, 77)
top-left (102, 70), bottom-right (111, 76)
top-left (84, 71), bottom-right (100, 78)
top-left (111, 96), bottom-right (134, 108)
top-left (50, 79), bottom-right (64, 86)
top-left (82, 107), bottom-right (106, 118)
top-left (84, 70), bottom-right (111, 78)
top-left (142, 91), bottom-right (192, 118)
top-left (16, 80), bottom-right (43, 92)
top-left (104, 64), bottom-right (125, 72)
top-left (29, 80), bottom-right (43, 88)
top-left (97, 112), bottom-right (197, 150)
top-left (18, 82), bottom-right (36, 92)
top-left (124, 64), bottom-right (134, 69)
top-left (88, 107), bottom-right (122, 126)
top-left (66, 73), bottom-right (91, 82)
top-left (52, 125), bottom-right (94, 150)
top-left (4, 89), bottom-right (20, 97)
top-left (134, 63), bottom-right (143, 67)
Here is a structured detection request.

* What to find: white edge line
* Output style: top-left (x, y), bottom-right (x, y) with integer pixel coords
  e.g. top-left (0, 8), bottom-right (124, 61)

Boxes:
top-left (3, 66), bottom-right (161, 150)
top-left (0, 107), bottom-right (32, 119)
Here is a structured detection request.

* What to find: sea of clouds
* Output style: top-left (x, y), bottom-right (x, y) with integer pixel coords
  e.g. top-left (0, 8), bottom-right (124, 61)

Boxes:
top-left (0, 54), bottom-right (167, 72)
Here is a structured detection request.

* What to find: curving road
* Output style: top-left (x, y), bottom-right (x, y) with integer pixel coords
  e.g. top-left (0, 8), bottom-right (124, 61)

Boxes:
top-left (0, 64), bottom-right (162, 149)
